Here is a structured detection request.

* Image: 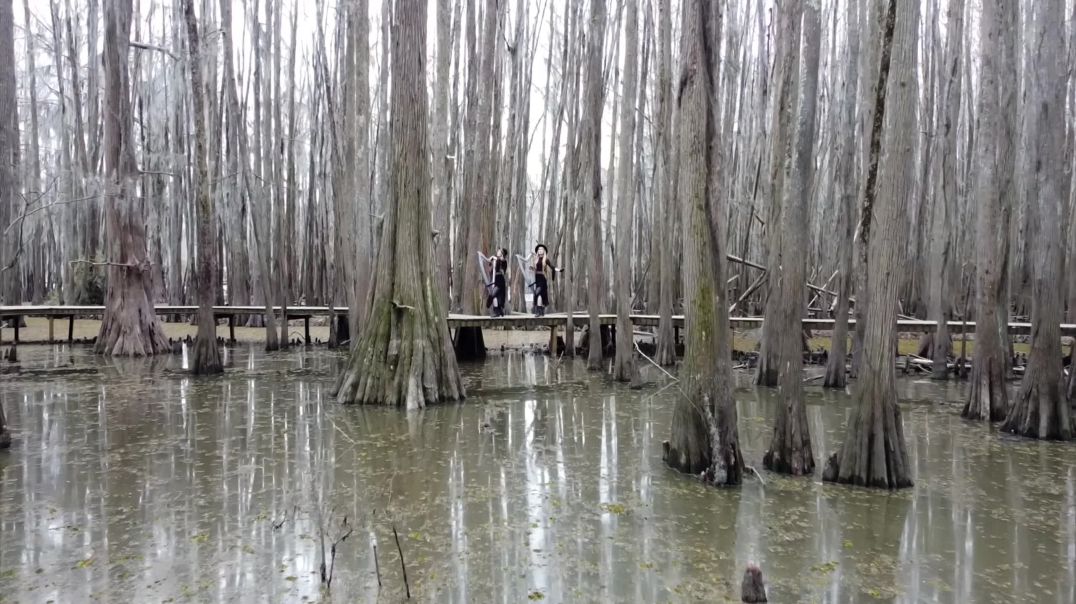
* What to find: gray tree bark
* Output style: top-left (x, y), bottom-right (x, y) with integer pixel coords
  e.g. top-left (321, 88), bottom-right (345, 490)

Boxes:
top-left (926, 0), bottom-right (965, 381)
top-left (612, 0), bottom-right (640, 383)
top-left (184, 0), bottom-right (222, 374)
top-left (336, 0), bottom-right (464, 409)
top-left (823, 0), bottom-right (915, 489)
top-left (95, 0), bottom-right (169, 356)
top-left (756, 0), bottom-right (803, 387)
top-left (1002, 0), bottom-right (1072, 440)
top-left (664, 0), bottom-right (743, 487)
top-left (581, 0), bottom-right (607, 371)
top-left (765, 0), bottom-right (819, 477)
top-left (0, 0), bottom-right (18, 305)
top-left (962, 0), bottom-right (1008, 421)
top-left (653, 0), bottom-right (676, 367)
top-left (823, 0), bottom-right (861, 389)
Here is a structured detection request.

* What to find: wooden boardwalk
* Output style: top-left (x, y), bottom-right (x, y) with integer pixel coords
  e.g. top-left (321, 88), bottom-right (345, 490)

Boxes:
top-left (2, 304), bottom-right (1075, 344)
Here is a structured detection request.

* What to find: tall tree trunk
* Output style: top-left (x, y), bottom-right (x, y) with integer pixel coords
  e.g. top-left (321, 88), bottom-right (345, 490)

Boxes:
top-left (962, 0), bottom-right (1009, 421)
top-left (220, 0), bottom-right (249, 312)
top-left (926, 0), bottom-right (965, 381)
top-left (765, 0), bottom-right (819, 476)
top-left (653, 0), bottom-right (676, 367)
top-left (184, 0), bottom-right (222, 374)
top-left (95, 0), bottom-right (169, 356)
top-left (851, 0), bottom-right (887, 377)
top-left (349, 0), bottom-right (372, 332)
top-left (0, 0), bottom-right (18, 305)
top-left (432, 0), bottom-right (452, 298)
top-left (1002, 0), bottom-right (1072, 440)
top-left (336, 0), bottom-right (464, 408)
top-left (582, 0), bottom-right (607, 370)
top-left (612, 0), bottom-right (640, 382)
top-left (823, 0), bottom-right (915, 489)
top-left (663, 0), bottom-right (743, 487)
top-left (21, 0), bottom-right (44, 304)
top-left (755, 0), bottom-right (803, 387)
top-left (824, 0), bottom-right (861, 389)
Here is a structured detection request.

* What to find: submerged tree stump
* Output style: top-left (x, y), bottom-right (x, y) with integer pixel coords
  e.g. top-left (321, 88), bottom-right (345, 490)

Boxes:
top-left (740, 564), bottom-right (768, 603)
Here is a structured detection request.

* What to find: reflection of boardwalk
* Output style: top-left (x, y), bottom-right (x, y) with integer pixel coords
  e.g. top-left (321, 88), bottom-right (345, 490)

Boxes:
top-left (2, 305), bottom-right (1076, 344)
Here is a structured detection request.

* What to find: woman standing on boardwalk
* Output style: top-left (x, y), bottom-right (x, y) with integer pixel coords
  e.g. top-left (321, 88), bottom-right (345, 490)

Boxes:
top-left (519, 244), bottom-right (564, 317)
top-left (482, 248), bottom-right (509, 317)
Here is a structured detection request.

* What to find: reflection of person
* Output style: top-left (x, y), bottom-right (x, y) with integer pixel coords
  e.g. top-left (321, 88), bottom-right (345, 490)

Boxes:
top-left (482, 248), bottom-right (509, 317)
top-left (521, 244), bottom-right (563, 317)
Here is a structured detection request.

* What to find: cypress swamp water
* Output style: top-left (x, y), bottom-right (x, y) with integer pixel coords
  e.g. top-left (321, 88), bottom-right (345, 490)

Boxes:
top-left (0, 346), bottom-right (1074, 603)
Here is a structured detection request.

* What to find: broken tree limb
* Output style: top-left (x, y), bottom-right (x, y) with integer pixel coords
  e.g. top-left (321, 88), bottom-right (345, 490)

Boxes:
top-left (726, 253), bottom-right (837, 297)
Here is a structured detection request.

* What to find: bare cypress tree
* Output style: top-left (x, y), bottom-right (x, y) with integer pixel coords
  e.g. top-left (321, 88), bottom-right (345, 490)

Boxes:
top-left (612, 0), bottom-right (639, 383)
top-left (349, 0), bottom-right (372, 330)
top-left (664, 0), bottom-right (743, 487)
top-left (432, 0), bottom-right (453, 297)
top-left (653, 0), bottom-right (676, 367)
top-left (850, 0), bottom-right (887, 377)
top-left (925, 0), bottom-right (965, 381)
top-left (823, 0), bottom-right (915, 489)
top-left (0, 0), bottom-right (17, 305)
top-left (336, 0), bottom-right (464, 408)
top-left (765, 0), bottom-right (819, 476)
top-left (824, 0), bottom-right (860, 389)
top-left (1001, 0), bottom-right (1072, 440)
top-left (20, 0), bottom-right (44, 304)
top-left (96, 0), bottom-right (169, 356)
top-left (962, 0), bottom-right (1008, 421)
top-left (755, 0), bottom-right (803, 387)
top-left (580, 0), bottom-right (606, 371)
top-left (183, 0), bottom-right (222, 374)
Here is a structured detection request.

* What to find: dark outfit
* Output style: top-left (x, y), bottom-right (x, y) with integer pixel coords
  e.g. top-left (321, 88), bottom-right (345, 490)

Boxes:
top-left (533, 257), bottom-right (557, 315)
top-left (486, 258), bottom-right (508, 316)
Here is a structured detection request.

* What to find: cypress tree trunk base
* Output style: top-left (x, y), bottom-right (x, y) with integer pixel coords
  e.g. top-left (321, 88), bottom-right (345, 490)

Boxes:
top-left (96, 276), bottom-right (169, 357)
top-left (191, 310), bottom-right (223, 375)
top-left (755, 355), bottom-right (779, 387)
top-left (822, 377), bottom-right (912, 489)
top-left (822, 357), bottom-right (847, 389)
top-left (1001, 373), bottom-right (1072, 440)
top-left (763, 403), bottom-right (815, 476)
top-left (655, 319), bottom-right (676, 366)
top-left (664, 394), bottom-right (744, 487)
top-left (337, 299), bottom-right (465, 409)
top-left (963, 355), bottom-right (1007, 421)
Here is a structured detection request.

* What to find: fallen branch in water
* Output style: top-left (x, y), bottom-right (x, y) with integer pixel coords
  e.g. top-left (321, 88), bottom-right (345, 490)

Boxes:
top-left (745, 465), bottom-right (766, 488)
top-left (634, 340), bottom-right (678, 382)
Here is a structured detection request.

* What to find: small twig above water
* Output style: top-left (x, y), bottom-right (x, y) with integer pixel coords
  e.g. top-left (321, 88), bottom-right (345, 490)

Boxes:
top-left (392, 523), bottom-right (410, 599)
top-left (373, 543), bottom-right (382, 588)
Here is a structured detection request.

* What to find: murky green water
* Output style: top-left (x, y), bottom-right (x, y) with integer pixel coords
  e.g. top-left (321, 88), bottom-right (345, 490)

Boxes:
top-left (1, 347), bottom-right (1074, 603)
